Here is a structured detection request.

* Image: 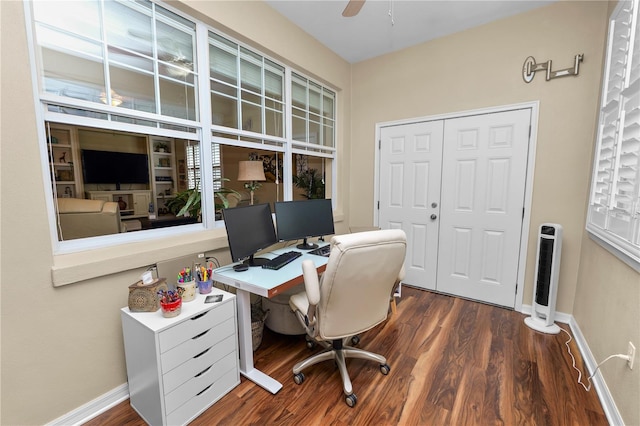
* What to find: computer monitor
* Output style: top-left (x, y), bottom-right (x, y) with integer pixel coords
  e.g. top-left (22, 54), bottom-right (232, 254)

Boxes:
top-left (274, 199), bottom-right (335, 250)
top-left (222, 203), bottom-right (278, 269)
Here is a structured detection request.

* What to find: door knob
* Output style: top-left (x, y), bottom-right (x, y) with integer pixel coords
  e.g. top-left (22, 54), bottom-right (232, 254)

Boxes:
top-left (430, 214), bottom-right (437, 220)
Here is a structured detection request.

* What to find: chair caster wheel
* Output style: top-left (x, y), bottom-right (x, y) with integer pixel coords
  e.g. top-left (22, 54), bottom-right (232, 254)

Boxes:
top-left (305, 336), bottom-right (316, 350)
top-left (293, 372), bottom-right (305, 385)
top-left (345, 393), bottom-right (357, 407)
top-left (380, 363), bottom-right (390, 375)
top-left (351, 335), bottom-right (360, 345)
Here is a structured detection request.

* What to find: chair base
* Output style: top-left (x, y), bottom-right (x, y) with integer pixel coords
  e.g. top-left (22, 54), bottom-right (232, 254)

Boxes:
top-left (292, 339), bottom-right (389, 406)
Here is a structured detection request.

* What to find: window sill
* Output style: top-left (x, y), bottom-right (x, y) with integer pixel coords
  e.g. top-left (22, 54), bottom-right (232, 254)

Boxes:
top-left (51, 228), bottom-right (230, 287)
top-left (587, 228), bottom-right (640, 273)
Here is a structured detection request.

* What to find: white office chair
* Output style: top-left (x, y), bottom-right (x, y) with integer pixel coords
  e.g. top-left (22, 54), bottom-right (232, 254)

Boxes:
top-left (289, 229), bottom-right (407, 407)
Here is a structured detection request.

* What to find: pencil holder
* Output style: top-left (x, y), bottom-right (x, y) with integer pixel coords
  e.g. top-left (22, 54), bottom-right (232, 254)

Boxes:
top-left (177, 280), bottom-right (196, 302)
top-left (197, 279), bottom-right (213, 294)
top-left (160, 298), bottom-right (182, 318)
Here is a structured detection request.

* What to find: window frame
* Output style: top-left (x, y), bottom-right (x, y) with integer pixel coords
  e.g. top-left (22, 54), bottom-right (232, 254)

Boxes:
top-left (586, 0), bottom-right (640, 272)
top-left (26, 0), bottom-right (338, 255)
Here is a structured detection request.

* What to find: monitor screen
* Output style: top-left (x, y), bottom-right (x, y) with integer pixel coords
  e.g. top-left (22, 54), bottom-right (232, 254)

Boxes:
top-left (274, 199), bottom-right (335, 249)
top-left (222, 203), bottom-right (278, 268)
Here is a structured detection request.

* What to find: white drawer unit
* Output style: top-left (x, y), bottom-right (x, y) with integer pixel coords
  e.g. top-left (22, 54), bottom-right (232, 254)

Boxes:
top-left (121, 289), bottom-right (239, 425)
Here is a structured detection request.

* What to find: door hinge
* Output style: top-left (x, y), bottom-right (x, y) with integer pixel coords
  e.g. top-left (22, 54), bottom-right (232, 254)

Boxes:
top-left (529, 125), bottom-right (532, 138)
top-left (377, 201), bottom-right (380, 209)
top-left (523, 207), bottom-right (525, 218)
top-left (515, 283), bottom-right (518, 294)
top-left (379, 139), bottom-right (381, 149)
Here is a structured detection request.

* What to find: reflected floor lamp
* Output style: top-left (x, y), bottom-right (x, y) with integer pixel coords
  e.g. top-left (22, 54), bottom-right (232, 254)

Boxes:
top-left (238, 160), bottom-right (266, 205)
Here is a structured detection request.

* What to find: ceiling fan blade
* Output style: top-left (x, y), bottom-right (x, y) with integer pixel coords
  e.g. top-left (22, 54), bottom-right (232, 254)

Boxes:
top-left (342, 0), bottom-right (365, 17)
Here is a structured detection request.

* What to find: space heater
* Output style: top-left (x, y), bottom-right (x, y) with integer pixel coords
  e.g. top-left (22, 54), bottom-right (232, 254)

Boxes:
top-left (525, 223), bottom-right (563, 334)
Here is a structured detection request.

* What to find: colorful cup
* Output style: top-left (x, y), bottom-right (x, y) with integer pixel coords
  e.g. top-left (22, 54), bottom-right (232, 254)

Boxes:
top-left (197, 280), bottom-right (213, 294)
top-left (177, 280), bottom-right (196, 302)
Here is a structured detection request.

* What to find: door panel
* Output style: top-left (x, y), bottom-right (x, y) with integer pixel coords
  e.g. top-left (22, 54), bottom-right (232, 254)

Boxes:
top-left (437, 109), bottom-right (530, 307)
top-left (379, 121), bottom-right (444, 290)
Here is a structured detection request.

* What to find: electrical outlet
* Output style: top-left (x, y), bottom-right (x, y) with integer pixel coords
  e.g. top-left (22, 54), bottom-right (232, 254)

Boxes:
top-left (628, 342), bottom-right (635, 370)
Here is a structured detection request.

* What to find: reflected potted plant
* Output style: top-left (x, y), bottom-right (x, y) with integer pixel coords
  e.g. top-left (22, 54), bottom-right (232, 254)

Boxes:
top-left (293, 168), bottom-right (325, 199)
top-left (166, 178), bottom-right (240, 220)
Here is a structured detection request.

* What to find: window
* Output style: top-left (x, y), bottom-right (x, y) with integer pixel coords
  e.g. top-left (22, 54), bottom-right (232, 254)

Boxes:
top-left (27, 0), bottom-right (337, 250)
top-left (587, 0), bottom-right (640, 270)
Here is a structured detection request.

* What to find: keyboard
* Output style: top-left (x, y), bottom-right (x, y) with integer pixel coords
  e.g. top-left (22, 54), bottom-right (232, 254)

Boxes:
top-left (309, 245), bottom-right (330, 257)
top-left (262, 250), bottom-right (303, 270)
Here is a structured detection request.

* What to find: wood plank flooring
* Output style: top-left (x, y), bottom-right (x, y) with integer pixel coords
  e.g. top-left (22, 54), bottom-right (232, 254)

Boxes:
top-left (86, 287), bottom-right (607, 425)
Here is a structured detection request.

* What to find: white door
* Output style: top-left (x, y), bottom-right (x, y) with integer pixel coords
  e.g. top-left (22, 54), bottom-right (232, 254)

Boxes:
top-left (378, 121), bottom-right (444, 290)
top-left (377, 108), bottom-right (531, 308)
top-left (437, 109), bottom-right (530, 307)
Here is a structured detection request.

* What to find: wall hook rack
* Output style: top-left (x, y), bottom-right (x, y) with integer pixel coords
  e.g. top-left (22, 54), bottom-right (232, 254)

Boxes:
top-left (522, 54), bottom-right (583, 83)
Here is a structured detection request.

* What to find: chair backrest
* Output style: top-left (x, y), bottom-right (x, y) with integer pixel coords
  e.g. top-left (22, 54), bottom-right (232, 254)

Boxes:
top-left (317, 229), bottom-right (406, 340)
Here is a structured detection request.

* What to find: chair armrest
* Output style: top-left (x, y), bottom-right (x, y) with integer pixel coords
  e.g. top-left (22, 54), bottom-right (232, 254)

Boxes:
top-left (301, 260), bottom-right (320, 305)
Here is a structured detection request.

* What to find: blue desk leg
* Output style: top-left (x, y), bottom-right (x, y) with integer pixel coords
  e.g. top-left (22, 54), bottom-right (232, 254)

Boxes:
top-left (236, 288), bottom-right (283, 394)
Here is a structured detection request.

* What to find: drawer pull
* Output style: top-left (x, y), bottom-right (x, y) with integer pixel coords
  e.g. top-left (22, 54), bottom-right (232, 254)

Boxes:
top-left (191, 311), bottom-right (208, 321)
top-left (192, 329), bottom-right (210, 340)
top-left (196, 384), bottom-right (212, 396)
top-left (195, 366), bottom-right (211, 377)
top-left (193, 347), bottom-right (211, 359)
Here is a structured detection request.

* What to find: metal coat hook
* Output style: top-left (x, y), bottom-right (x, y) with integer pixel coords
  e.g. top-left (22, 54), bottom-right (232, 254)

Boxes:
top-left (522, 54), bottom-right (583, 83)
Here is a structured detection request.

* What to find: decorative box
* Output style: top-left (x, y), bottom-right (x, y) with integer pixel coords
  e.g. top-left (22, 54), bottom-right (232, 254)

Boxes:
top-left (128, 278), bottom-right (168, 312)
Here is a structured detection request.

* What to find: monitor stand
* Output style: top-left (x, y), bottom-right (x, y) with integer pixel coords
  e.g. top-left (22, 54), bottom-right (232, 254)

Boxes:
top-left (243, 254), bottom-right (270, 267)
top-left (296, 237), bottom-right (318, 250)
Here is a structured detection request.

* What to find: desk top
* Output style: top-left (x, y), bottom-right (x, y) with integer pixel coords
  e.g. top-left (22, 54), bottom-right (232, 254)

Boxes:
top-left (212, 243), bottom-right (329, 298)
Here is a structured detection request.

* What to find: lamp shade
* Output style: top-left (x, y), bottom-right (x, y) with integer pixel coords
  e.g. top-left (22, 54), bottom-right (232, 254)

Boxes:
top-left (237, 161), bottom-right (266, 182)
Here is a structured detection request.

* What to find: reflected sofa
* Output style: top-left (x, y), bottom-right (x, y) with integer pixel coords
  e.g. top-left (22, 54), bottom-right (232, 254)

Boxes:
top-left (56, 198), bottom-right (123, 240)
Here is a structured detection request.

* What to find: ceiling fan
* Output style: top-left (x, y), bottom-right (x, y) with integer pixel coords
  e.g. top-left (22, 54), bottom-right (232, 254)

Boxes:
top-left (342, 0), bottom-right (366, 17)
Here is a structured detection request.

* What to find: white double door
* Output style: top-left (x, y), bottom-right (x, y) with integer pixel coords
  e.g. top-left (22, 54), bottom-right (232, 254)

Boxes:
top-left (378, 109), bottom-right (531, 308)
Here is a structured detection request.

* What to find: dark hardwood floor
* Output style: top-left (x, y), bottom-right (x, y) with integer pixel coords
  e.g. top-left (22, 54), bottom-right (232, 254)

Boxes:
top-left (86, 287), bottom-right (607, 425)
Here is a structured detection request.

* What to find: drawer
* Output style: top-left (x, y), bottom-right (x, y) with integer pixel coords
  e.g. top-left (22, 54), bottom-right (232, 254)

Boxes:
top-left (166, 366), bottom-right (239, 426)
top-left (160, 317), bottom-right (236, 375)
top-left (159, 301), bottom-right (234, 353)
top-left (162, 333), bottom-right (237, 394)
top-left (164, 351), bottom-right (238, 416)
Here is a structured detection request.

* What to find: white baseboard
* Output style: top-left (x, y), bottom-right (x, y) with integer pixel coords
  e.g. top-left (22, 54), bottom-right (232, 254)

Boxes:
top-left (567, 317), bottom-right (624, 426)
top-left (521, 305), bottom-right (623, 425)
top-left (45, 383), bottom-right (129, 426)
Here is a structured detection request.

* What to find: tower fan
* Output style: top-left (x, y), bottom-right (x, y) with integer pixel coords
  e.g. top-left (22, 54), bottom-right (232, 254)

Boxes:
top-left (525, 223), bottom-right (563, 334)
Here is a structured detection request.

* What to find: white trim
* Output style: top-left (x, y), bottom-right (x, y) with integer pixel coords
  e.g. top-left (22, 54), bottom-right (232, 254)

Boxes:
top-left (519, 307), bottom-right (623, 425)
top-left (374, 101), bottom-right (539, 311)
top-left (45, 383), bottom-right (129, 426)
top-left (568, 317), bottom-right (625, 426)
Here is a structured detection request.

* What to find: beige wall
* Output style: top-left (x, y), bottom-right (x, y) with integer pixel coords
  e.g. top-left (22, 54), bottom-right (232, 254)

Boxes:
top-left (0, 1), bottom-right (350, 424)
top-left (350, 1), bottom-right (607, 314)
top-left (575, 239), bottom-right (640, 425)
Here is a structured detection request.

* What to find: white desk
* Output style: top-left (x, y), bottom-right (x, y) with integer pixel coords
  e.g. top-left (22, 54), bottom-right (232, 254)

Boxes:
top-left (212, 243), bottom-right (329, 394)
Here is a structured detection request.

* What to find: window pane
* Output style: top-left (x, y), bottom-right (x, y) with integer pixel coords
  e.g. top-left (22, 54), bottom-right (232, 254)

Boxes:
top-left (210, 44), bottom-right (237, 85)
top-left (159, 77), bottom-right (196, 120)
top-left (292, 116), bottom-right (307, 142)
top-left (33, 0), bottom-right (101, 40)
top-left (293, 155), bottom-right (331, 200)
top-left (323, 90), bottom-right (335, 119)
top-left (211, 92), bottom-right (238, 127)
top-left (109, 63), bottom-right (155, 113)
top-left (241, 101), bottom-right (262, 132)
top-left (105, 0), bottom-right (153, 58)
top-left (156, 18), bottom-right (195, 76)
top-left (219, 146), bottom-right (283, 209)
top-left (265, 108), bottom-right (284, 137)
